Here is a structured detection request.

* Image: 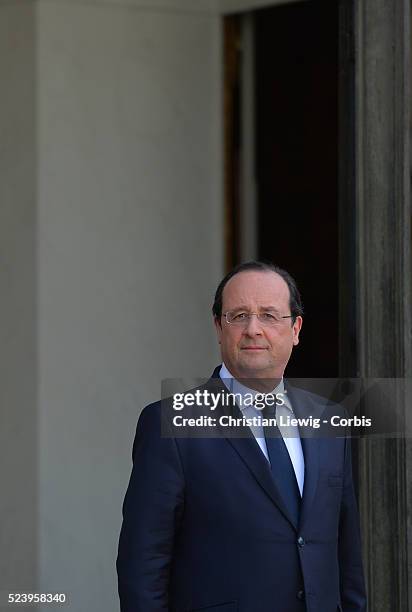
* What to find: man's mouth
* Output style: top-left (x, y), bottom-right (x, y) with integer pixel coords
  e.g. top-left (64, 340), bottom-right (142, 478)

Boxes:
top-left (241, 346), bottom-right (267, 350)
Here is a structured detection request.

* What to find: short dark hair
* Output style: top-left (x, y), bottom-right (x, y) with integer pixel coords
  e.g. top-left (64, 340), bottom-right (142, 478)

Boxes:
top-left (212, 260), bottom-right (304, 323)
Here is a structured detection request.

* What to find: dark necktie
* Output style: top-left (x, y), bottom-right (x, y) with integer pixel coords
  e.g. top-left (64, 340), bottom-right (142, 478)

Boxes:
top-left (264, 405), bottom-right (301, 527)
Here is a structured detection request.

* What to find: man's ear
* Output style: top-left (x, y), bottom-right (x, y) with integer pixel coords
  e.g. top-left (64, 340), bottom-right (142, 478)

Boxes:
top-left (292, 316), bottom-right (303, 346)
top-left (214, 316), bottom-right (222, 344)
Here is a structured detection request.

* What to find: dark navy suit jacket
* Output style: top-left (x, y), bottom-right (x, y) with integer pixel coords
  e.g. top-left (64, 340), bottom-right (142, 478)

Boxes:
top-left (117, 368), bottom-right (367, 612)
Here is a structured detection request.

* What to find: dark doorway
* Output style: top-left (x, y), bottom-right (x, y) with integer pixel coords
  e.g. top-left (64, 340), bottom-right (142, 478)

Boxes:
top-left (255, 0), bottom-right (339, 378)
top-left (224, 0), bottom-right (356, 380)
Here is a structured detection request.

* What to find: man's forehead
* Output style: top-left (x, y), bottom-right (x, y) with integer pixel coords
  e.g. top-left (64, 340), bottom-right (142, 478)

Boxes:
top-left (223, 270), bottom-right (290, 304)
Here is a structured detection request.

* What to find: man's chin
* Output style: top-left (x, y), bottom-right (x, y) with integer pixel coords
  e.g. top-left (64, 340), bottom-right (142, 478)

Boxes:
top-left (237, 358), bottom-right (273, 377)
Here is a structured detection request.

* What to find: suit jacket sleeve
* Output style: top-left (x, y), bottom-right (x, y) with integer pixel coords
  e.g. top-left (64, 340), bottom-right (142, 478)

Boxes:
top-left (117, 403), bottom-right (185, 611)
top-left (338, 432), bottom-right (367, 611)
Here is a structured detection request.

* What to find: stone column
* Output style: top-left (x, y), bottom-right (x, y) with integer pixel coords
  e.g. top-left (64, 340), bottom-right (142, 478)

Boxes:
top-left (354, 0), bottom-right (412, 608)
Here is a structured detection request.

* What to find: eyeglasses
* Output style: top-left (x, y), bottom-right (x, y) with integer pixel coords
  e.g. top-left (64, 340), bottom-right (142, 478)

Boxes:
top-left (223, 311), bottom-right (294, 327)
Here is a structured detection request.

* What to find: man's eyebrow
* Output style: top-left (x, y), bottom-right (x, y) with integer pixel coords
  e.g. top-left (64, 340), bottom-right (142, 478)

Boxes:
top-left (228, 305), bottom-right (280, 311)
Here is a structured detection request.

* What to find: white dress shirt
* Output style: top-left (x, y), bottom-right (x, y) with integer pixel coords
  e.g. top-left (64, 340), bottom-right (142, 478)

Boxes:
top-left (219, 363), bottom-right (305, 496)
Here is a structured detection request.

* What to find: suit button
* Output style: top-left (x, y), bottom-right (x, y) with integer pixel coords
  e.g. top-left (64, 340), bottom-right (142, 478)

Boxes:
top-left (296, 590), bottom-right (305, 601)
top-left (297, 536), bottom-right (305, 547)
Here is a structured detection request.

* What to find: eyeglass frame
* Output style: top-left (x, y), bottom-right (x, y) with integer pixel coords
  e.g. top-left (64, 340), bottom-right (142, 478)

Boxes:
top-left (222, 311), bottom-right (296, 326)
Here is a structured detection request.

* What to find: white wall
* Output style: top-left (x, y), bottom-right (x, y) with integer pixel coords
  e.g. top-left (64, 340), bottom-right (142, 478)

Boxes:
top-left (0, 1), bottom-right (38, 598)
top-left (36, 1), bottom-right (222, 610)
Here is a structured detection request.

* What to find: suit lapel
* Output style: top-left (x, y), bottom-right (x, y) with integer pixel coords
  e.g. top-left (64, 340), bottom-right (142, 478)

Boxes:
top-left (224, 435), bottom-right (299, 530)
top-left (286, 383), bottom-right (325, 529)
top-left (299, 436), bottom-right (319, 528)
top-left (209, 369), bottom-right (331, 530)
top-left (208, 368), bottom-right (299, 530)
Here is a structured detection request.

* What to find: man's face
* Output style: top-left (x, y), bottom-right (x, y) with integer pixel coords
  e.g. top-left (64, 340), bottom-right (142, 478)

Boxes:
top-left (214, 270), bottom-right (302, 381)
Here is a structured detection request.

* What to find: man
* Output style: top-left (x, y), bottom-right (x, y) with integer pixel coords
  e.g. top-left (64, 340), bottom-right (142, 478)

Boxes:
top-left (117, 261), bottom-right (367, 612)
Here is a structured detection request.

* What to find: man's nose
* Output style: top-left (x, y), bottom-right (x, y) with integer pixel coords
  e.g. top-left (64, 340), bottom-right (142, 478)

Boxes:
top-left (243, 314), bottom-right (263, 335)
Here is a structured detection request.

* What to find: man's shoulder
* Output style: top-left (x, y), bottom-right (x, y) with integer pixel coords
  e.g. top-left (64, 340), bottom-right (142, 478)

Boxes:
top-left (285, 382), bottom-right (348, 417)
top-left (137, 399), bottom-right (163, 428)
top-left (139, 375), bottom-right (225, 420)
